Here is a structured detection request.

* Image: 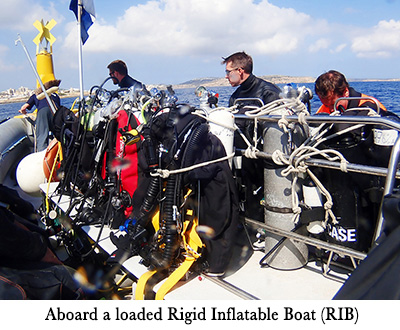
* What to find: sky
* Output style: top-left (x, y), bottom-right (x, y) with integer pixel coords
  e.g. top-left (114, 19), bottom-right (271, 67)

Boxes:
top-left (1, 0), bottom-right (400, 92)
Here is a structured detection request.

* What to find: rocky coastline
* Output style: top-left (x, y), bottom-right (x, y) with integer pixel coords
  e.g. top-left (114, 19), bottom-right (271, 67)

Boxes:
top-left (2, 75), bottom-right (398, 104)
top-left (172, 75), bottom-right (316, 89)
top-left (0, 88), bottom-right (83, 104)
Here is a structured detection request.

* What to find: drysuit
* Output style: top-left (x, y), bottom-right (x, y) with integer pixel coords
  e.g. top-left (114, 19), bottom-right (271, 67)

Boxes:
top-left (118, 74), bottom-right (147, 91)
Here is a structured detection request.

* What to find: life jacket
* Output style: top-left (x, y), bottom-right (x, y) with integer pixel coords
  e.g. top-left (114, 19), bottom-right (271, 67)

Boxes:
top-left (317, 93), bottom-right (387, 114)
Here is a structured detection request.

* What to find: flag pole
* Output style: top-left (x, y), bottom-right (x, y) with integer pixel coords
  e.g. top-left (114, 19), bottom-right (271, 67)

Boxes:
top-left (78, 0), bottom-right (84, 102)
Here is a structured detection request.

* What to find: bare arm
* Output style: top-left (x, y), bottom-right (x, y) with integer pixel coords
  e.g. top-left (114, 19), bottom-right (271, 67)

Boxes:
top-left (19, 102), bottom-right (30, 114)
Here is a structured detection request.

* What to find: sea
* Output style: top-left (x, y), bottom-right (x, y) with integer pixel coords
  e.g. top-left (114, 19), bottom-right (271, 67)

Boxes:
top-left (1, 81), bottom-right (400, 121)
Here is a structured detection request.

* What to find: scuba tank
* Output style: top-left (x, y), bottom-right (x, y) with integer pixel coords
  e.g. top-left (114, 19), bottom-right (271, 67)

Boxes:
top-left (208, 111), bottom-right (234, 168)
top-left (196, 86), bottom-right (234, 167)
top-left (262, 121), bottom-right (309, 270)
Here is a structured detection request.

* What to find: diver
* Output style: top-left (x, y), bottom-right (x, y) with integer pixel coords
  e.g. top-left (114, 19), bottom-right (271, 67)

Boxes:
top-left (19, 79), bottom-right (61, 152)
top-left (222, 51), bottom-right (281, 107)
top-left (315, 70), bottom-right (387, 114)
top-left (313, 69), bottom-right (399, 157)
top-left (107, 59), bottom-right (148, 92)
top-left (222, 51), bottom-right (281, 222)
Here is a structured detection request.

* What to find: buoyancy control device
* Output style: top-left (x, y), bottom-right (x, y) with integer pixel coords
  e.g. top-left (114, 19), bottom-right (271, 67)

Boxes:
top-left (110, 101), bottom-right (239, 279)
top-left (311, 108), bottom-right (400, 253)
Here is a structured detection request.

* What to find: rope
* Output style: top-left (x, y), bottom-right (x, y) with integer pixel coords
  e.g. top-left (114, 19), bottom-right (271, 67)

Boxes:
top-left (150, 152), bottom-right (235, 178)
top-left (310, 123), bottom-right (365, 149)
top-left (244, 97), bottom-right (309, 118)
top-left (271, 146), bottom-right (347, 225)
top-left (278, 116), bottom-right (289, 133)
top-left (244, 146), bottom-right (258, 159)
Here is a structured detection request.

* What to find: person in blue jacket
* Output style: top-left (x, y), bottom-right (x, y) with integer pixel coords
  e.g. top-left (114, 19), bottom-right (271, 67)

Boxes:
top-left (19, 79), bottom-right (61, 151)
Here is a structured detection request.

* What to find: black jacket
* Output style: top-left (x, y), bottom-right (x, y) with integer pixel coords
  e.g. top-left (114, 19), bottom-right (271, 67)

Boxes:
top-left (119, 74), bottom-right (146, 90)
top-left (346, 86), bottom-right (388, 113)
top-left (229, 74), bottom-right (281, 107)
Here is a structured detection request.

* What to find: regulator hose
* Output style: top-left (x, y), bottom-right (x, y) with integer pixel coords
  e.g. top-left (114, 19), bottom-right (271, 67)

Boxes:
top-left (182, 122), bottom-right (209, 167)
top-left (136, 175), bottom-right (161, 227)
top-left (149, 174), bottom-right (178, 270)
top-left (150, 122), bottom-right (209, 271)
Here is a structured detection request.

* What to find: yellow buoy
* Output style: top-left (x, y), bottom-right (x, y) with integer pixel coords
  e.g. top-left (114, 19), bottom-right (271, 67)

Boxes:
top-left (36, 50), bottom-right (55, 87)
top-left (33, 19), bottom-right (57, 87)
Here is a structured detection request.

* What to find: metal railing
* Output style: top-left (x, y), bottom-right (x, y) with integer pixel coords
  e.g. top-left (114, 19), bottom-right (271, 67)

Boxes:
top-left (236, 112), bottom-right (400, 275)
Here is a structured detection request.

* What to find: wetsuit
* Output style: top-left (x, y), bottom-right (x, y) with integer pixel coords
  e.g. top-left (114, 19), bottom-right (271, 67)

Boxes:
top-left (229, 73), bottom-right (281, 107)
top-left (26, 93), bottom-right (60, 151)
top-left (229, 75), bottom-right (281, 221)
top-left (317, 87), bottom-right (387, 114)
top-left (118, 74), bottom-right (147, 90)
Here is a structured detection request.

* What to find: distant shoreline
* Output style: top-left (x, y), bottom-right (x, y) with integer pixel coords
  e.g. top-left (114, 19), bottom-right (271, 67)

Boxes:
top-left (0, 91), bottom-right (84, 105)
top-left (2, 76), bottom-right (400, 105)
top-left (170, 76), bottom-right (400, 89)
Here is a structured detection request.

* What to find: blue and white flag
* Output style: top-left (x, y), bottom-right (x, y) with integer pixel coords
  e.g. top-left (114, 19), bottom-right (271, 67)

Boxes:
top-left (69, 0), bottom-right (96, 44)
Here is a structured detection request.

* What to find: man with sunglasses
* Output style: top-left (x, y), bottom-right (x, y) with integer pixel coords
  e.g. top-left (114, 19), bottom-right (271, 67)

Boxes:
top-left (222, 51), bottom-right (281, 107)
top-left (221, 52), bottom-right (281, 223)
top-left (107, 59), bottom-right (147, 91)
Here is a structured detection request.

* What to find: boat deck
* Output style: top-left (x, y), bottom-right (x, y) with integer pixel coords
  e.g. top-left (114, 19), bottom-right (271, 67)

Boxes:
top-left (41, 182), bottom-right (345, 300)
top-left (84, 224), bottom-right (345, 300)
top-left (160, 252), bottom-right (344, 300)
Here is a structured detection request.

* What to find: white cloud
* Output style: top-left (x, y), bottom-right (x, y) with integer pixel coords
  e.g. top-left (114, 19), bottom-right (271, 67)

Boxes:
top-left (309, 38), bottom-right (331, 53)
top-left (0, 44), bottom-right (18, 72)
top-left (62, 0), bottom-right (326, 58)
top-left (0, 0), bottom-right (62, 32)
top-left (330, 43), bottom-right (347, 54)
top-left (351, 19), bottom-right (400, 58)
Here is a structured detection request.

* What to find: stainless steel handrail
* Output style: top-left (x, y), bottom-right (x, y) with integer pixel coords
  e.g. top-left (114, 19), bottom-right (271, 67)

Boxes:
top-left (245, 217), bottom-right (367, 261)
top-left (373, 134), bottom-right (400, 242)
top-left (334, 96), bottom-right (382, 114)
top-left (235, 113), bottom-right (400, 131)
top-left (236, 113), bottom-right (400, 247)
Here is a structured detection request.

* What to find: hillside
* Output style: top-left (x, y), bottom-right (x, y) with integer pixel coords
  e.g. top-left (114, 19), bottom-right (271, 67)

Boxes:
top-left (174, 75), bottom-right (316, 89)
top-left (4, 75), bottom-right (398, 103)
